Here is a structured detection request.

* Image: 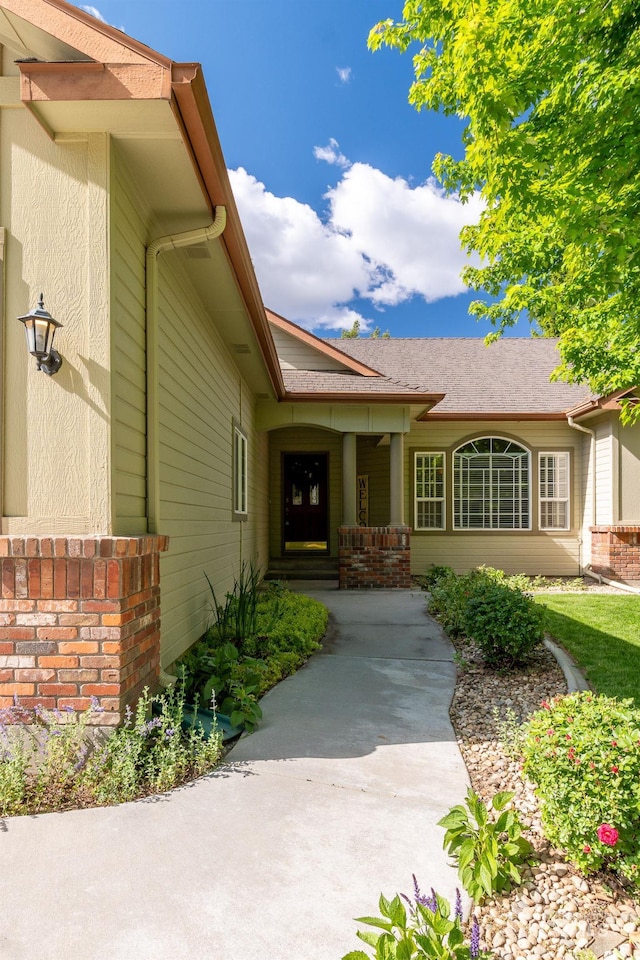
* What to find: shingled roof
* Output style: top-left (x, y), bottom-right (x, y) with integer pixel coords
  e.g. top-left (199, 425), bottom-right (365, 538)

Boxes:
top-left (324, 337), bottom-right (593, 416)
top-left (282, 369), bottom-right (443, 406)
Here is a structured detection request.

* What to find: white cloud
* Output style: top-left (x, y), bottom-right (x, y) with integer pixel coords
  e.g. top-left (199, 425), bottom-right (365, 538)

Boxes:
top-left (327, 163), bottom-right (483, 306)
top-left (313, 138), bottom-right (350, 169)
top-left (229, 168), bottom-right (372, 331)
top-left (80, 5), bottom-right (107, 22)
top-left (228, 157), bottom-right (481, 333)
top-left (336, 67), bottom-right (352, 84)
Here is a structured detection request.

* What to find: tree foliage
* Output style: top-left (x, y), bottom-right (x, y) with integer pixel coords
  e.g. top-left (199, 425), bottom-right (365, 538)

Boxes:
top-left (341, 319), bottom-right (391, 338)
top-left (369, 0), bottom-right (640, 419)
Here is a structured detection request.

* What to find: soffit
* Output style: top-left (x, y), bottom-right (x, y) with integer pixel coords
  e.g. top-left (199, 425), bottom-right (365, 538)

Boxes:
top-left (0, 8), bottom-right (92, 62)
top-left (173, 243), bottom-right (276, 398)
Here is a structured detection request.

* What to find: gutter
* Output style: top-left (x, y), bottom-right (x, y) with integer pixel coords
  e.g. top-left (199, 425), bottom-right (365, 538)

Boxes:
top-left (567, 415), bottom-right (596, 574)
top-left (145, 208), bottom-right (227, 534)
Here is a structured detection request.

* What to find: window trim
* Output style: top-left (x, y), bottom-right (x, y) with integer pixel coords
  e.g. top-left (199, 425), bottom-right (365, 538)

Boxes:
top-left (538, 451), bottom-right (571, 531)
top-left (232, 421), bottom-right (248, 520)
top-left (414, 451), bottom-right (446, 530)
top-left (452, 436), bottom-right (532, 532)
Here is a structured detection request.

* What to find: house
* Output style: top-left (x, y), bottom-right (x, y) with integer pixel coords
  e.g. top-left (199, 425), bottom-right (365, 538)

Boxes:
top-left (0, 0), bottom-right (638, 723)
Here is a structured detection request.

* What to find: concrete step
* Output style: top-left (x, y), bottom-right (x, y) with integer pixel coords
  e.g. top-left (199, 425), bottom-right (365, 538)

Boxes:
top-left (265, 558), bottom-right (339, 581)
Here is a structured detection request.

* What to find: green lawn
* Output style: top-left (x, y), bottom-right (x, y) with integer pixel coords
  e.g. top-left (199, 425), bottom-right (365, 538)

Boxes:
top-left (535, 594), bottom-right (640, 705)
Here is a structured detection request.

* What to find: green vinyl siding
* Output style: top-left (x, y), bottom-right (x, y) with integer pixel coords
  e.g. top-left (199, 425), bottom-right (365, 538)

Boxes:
top-left (110, 147), bottom-right (148, 534)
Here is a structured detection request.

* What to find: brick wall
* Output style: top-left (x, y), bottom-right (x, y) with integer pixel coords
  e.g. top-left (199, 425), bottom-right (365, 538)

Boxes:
top-left (338, 526), bottom-right (411, 589)
top-left (590, 526), bottom-right (640, 581)
top-left (0, 536), bottom-right (169, 724)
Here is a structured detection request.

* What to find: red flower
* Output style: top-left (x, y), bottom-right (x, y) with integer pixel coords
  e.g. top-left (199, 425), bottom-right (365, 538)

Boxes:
top-left (583, 845), bottom-right (591, 854)
top-left (566, 733), bottom-right (572, 740)
top-left (611, 765), bottom-right (619, 774)
top-left (597, 824), bottom-right (619, 847)
top-left (611, 741), bottom-right (617, 747)
top-left (541, 700), bottom-right (550, 710)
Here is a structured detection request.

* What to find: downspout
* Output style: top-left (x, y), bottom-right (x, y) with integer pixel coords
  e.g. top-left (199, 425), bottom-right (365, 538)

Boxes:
top-left (145, 207), bottom-right (227, 535)
top-left (567, 415), bottom-right (596, 573)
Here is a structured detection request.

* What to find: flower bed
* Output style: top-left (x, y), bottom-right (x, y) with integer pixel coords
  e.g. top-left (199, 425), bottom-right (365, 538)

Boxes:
top-left (449, 635), bottom-right (640, 959)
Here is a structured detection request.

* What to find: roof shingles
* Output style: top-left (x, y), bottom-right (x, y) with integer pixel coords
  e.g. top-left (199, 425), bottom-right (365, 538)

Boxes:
top-left (325, 338), bottom-right (592, 414)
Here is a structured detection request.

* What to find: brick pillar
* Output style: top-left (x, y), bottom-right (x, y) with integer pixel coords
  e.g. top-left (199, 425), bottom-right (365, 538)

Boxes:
top-left (338, 526), bottom-right (411, 589)
top-left (0, 536), bottom-right (169, 724)
top-left (590, 526), bottom-right (640, 581)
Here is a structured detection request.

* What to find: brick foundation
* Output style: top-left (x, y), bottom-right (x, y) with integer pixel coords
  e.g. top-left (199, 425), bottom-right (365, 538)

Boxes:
top-left (338, 526), bottom-right (411, 589)
top-left (590, 526), bottom-right (640, 581)
top-left (0, 536), bottom-right (169, 724)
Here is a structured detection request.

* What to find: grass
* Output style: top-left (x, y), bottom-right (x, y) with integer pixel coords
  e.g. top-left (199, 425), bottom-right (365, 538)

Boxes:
top-left (535, 594), bottom-right (640, 705)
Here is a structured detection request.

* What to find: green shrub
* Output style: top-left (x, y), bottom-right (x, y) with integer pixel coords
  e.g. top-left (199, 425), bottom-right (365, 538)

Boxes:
top-left (522, 692), bottom-right (640, 888)
top-left (462, 582), bottom-right (544, 667)
top-left (438, 789), bottom-right (532, 902)
top-left (0, 687), bottom-right (222, 816)
top-left (178, 587), bottom-right (328, 731)
top-left (420, 564), bottom-right (455, 589)
top-left (428, 569), bottom-right (489, 637)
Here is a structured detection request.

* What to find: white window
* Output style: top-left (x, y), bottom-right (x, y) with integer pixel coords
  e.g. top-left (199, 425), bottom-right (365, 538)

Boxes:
top-left (539, 452), bottom-right (570, 530)
top-left (453, 438), bottom-right (531, 530)
top-left (233, 425), bottom-right (248, 517)
top-left (415, 452), bottom-right (445, 529)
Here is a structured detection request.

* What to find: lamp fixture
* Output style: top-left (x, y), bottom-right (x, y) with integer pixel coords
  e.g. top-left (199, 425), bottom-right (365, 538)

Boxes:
top-left (18, 294), bottom-right (63, 376)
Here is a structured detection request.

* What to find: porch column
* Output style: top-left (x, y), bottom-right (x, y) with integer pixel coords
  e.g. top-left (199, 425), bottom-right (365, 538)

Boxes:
top-left (342, 432), bottom-right (357, 526)
top-left (390, 432), bottom-right (404, 525)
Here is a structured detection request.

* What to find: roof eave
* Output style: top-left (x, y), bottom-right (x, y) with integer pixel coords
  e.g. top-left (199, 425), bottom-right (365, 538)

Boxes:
top-left (419, 411), bottom-right (570, 422)
top-left (567, 386), bottom-right (640, 419)
top-left (267, 310), bottom-right (383, 378)
top-left (171, 65), bottom-right (285, 398)
top-left (283, 392), bottom-right (444, 406)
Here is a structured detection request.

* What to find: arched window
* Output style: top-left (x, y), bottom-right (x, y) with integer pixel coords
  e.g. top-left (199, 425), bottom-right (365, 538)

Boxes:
top-left (453, 438), bottom-right (530, 530)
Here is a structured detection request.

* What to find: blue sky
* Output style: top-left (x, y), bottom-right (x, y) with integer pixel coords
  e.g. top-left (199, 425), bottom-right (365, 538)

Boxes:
top-left (79, 1), bottom-right (509, 339)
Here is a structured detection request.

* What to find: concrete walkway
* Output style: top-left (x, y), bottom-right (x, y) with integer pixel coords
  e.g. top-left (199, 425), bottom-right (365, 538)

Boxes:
top-left (1, 585), bottom-right (469, 960)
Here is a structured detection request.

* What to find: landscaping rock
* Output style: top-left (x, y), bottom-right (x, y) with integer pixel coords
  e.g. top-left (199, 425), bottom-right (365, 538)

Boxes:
top-left (449, 634), bottom-right (640, 960)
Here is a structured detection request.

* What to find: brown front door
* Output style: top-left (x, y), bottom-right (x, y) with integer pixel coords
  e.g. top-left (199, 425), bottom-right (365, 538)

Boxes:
top-left (282, 453), bottom-right (329, 553)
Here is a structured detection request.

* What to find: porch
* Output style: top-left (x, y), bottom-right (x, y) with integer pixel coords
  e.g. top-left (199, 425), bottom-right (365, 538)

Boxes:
top-left (264, 424), bottom-right (411, 588)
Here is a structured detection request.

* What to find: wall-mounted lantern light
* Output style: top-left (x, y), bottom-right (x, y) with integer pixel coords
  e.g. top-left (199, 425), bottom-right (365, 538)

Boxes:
top-left (18, 294), bottom-right (63, 376)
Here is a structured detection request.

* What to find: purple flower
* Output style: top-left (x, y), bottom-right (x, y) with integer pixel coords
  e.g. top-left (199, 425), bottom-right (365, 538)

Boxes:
top-left (62, 705), bottom-right (75, 714)
top-left (470, 916), bottom-right (480, 959)
top-left (412, 875), bottom-right (437, 912)
top-left (141, 717), bottom-right (162, 737)
top-left (455, 888), bottom-right (463, 921)
top-left (165, 728), bottom-right (175, 739)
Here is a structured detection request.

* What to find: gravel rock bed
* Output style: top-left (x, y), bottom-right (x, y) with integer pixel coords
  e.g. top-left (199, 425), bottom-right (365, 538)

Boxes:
top-left (449, 634), bottom-right (640, 960)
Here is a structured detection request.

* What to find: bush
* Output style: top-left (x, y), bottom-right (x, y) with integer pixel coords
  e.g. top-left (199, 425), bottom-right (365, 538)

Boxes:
top-left (462, 582), bottom-right (545, 667)
top-left (178, 586), bottom-right (328, 731)
top-left (419, 564), bottom-right (455, 589)
top-left (522, 692), bottom-right (640, 888)
top-left (428, 569), bottom-right (488, 637)
top-left (0, 687), bottom-right (223, 816)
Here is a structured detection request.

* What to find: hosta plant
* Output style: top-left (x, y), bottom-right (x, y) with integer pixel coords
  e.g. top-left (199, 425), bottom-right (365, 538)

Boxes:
top-left (438, 789), bottom-right (532, 902)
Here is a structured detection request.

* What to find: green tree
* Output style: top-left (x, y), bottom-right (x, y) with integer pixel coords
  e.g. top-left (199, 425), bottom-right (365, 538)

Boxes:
top-left (341, 319), bottom-right (391, 339)
top-left (341, 318), bottom-right (361, 338)
top-left (369, 1), bottom-right (640, 420)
